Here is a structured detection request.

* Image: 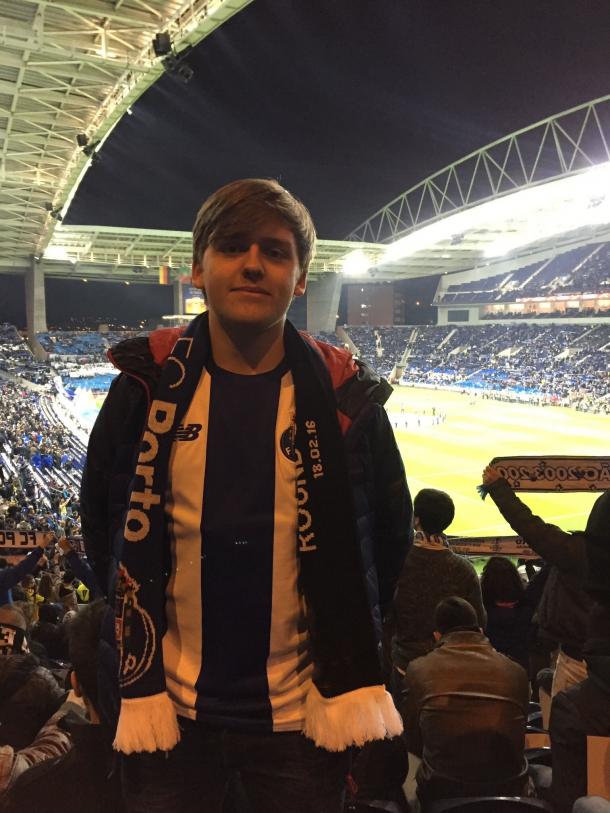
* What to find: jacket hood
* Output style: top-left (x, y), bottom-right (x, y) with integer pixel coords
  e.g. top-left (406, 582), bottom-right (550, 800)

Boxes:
top-left (107, 321), bottom-right (390, 404)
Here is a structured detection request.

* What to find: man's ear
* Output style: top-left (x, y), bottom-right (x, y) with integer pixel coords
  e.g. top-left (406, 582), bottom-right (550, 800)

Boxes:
top-left (191, 260), bottom-right (204, 291)
top-left (293, 269), bottom-right (308, 298)
top-left (70, 669), bottom-right (83, 698)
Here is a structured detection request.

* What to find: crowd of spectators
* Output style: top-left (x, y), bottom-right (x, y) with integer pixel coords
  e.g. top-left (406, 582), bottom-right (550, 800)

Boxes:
top-left (0, 325), bottom-right (50, 386)
top-left (346, 323), bottom-right (610, 414)
top-left (1, 481), bottom-right (606, 812)
top-left (0, 380), bottom-right (84, 539)
top-left (37, 329), bottom-right (146, 363)
top-left (437, 241), bottom-right (610, 306)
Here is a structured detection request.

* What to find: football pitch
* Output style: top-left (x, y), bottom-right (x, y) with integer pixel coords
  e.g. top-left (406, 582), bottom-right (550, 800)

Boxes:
top-left (386, 387), bottom-right (609, 538)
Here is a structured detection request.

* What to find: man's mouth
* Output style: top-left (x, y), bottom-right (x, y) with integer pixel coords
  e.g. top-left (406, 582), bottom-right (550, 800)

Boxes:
top-left (231, 287), bottom-right (270, 295)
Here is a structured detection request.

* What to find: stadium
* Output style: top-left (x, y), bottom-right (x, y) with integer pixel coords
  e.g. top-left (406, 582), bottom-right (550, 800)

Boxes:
top-left (0, 2), bottom-right (609, 812)
top-left (2, 96), bottom-right (608, 538)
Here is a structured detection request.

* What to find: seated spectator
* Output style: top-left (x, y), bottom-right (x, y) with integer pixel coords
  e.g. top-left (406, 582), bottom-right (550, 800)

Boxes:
top-left (481, 466), bottom-right (608, 695)
top-left (0, 605), bottom-right (29, 657)
top-left (391, 489), bottom-right (486, 683)
top-left (403, 596), bottom-right (530, 807)
top-left (481, 555), bottom-right (547, 670)
top-left (0, 600), bottom-right (124, 813)
top-left (0, 700), bottom-right (72, 796)
top-left (30, 604), bottom-right (70, 663)
top-left (546, 601), bottom-right (610, 813)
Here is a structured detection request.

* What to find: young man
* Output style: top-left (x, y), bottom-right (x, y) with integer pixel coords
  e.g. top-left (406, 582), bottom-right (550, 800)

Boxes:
top-left (81, 179), bottom-right (412, 813)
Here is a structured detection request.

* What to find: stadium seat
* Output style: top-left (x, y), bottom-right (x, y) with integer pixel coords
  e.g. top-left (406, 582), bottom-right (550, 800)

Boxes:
top-left (426, 796), bottom-right (554, 813)
top-left (345, 802), bottom-right (406, 813)
top-left (524, 747), bottom-right (552, 767)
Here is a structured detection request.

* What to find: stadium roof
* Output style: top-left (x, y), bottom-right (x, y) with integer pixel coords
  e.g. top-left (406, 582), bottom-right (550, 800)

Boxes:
top-left (0, 0), bottom-right (253, 266)
top-left (1, 4), bottom-right (608, 285)
top-left (38, 94), bottom-right (610, 283)
top-left (38, 226), bottom-right (386, 280)
top-left (349, 95), bottom-right (610, 279)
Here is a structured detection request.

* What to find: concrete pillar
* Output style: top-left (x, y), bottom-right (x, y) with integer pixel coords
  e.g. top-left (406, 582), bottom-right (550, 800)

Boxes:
top-left (173, 280), bottom-right (183, 315)
top-left (306, 274), bottom-right (342, 334)
top-left (25, 258), bottom-right (48, 359)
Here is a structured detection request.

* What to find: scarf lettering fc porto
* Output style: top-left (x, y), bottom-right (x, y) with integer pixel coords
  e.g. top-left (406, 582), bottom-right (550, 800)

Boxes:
top-left (113, 314), bottom-right (390, 754)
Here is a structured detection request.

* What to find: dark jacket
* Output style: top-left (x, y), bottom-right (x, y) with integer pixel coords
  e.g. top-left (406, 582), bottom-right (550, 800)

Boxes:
top-left (392, 539), bottom-right (486, 671)
top-left (486, 478), bottom-right (592, 652)
top-left (404, 630), bottom-right (530, 805)
top-left (81, 326), bottom-right (413, 637)
top-left (0, 711), bottom-right (123, 813)
top-left (0, 655), bottom-right (66, 750)
top-left (548, 650), bottom-right (610, 813)
top-left (484, 566), bottom-right (549, 670)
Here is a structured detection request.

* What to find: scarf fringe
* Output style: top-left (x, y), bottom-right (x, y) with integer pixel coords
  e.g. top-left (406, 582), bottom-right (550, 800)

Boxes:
top-left (303, 683), bottom-right (403, 752)
top-left (113, 692), bottom-right (180, 754)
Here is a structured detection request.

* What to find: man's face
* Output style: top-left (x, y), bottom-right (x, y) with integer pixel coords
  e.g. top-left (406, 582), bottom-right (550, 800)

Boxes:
top-left (191, 217), bottom-right (307, 333)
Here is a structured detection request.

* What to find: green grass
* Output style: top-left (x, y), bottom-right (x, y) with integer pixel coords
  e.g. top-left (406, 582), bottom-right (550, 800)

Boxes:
top-left (386, 386), bottom-right (609, 538)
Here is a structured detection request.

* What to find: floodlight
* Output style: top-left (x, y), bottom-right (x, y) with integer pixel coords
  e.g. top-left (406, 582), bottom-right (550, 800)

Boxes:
top-left (162, 46), bottom-right (194, 84)
top-left (83, 140), bottom-right (100, 157)
top-left (153, 32), bottom-right (172, 57)
top-left (341, 249), bottom-right (371, 276)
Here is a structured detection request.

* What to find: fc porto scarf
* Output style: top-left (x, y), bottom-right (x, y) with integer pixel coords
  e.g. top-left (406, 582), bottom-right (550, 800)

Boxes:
top-left (113, 313), bottom-right (402, 754)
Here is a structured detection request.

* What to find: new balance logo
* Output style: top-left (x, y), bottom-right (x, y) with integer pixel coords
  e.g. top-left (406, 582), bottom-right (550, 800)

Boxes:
top-left (174, 423), bottom-right (202, 442)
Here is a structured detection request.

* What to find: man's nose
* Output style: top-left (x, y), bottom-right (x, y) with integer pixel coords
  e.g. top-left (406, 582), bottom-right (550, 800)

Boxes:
top-left (242, 243), bottom-right (264, 279)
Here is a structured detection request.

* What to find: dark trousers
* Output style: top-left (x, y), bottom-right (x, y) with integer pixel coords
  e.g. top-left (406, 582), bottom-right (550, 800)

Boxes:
top-left (122, 718), bottom-right (350, 813)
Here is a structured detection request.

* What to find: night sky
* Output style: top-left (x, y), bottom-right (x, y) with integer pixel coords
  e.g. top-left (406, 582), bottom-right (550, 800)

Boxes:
top-left (66, 0), bottom-right (610, 239)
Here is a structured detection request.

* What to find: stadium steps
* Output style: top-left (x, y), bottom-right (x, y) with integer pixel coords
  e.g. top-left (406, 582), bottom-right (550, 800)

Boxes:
top-left (437, 328), bottom-right (457, 350)
top-left (516, 257), bottom-right (552, 291)
top-left (571, 324), bottom-right (605, 346)
top-left (399, 328), bottom-right (420, 364)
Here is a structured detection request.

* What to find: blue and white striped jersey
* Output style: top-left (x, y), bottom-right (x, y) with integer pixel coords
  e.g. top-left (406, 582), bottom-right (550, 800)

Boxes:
top-left (162, 360), bottom-right (312, 731)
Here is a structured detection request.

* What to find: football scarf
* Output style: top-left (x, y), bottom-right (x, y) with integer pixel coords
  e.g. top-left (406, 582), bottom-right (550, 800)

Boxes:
top-left (113, 312), bottom-right (401, 754)
top-left (478, 455), bottom-right (610, 499)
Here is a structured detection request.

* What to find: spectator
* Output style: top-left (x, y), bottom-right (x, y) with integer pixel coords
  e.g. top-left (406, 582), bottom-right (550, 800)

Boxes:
top-left (481, 466), bottom-right (606, 695)
top-left (0, 702), bottom-right (71, 797)
top-left (391, 488), bottom-right (486, 685)
top-left (0, 600), bottom-right (123, 813)
top-left (403, 596), bottom-right (530, 807)
top-left (546, 601), bottom-right (610, 813)
top-left (81, 178), bottom-right (412, 812)
top-left (0, 547), bottom-right (47, 606)
top-left (0, 605), bottom-right (29, 657)
top-left (0, 652), bottom-right (65, 751)
top-left (481, 555), bottom-right (547, 670)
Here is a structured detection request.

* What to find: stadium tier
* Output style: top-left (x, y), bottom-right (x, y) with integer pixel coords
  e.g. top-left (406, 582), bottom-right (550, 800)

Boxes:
top-left (1, 319), bottom-right (606, 529)
top-left (344, 323), bottom-right (609, 413)
top-left (437, 241), bottom-right (610, 308)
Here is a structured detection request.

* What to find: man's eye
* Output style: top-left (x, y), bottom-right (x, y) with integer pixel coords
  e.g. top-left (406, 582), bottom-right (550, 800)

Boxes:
top-left (221, 242), bottom-right (246, 254)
